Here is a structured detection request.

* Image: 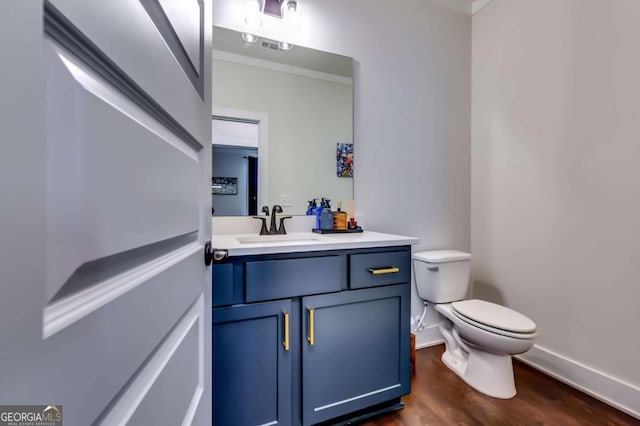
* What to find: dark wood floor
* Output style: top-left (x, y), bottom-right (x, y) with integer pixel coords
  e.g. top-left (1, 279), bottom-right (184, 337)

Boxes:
top-left (361, 345), bottom-right (640, 426)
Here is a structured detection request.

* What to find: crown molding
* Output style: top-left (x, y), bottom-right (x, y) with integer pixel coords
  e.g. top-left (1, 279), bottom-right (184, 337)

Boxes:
top-left (472, 0), bottom-right (495, 15)
top-left (430, 0), bottom-right (494, 16)
top-left (212, 49), bottom-right (353, 85)
top-left (431, 0), bottom-right (472, 15)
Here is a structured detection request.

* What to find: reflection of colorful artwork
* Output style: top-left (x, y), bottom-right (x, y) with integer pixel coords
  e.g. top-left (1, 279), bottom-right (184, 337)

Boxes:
top-left (212, 177), bottom-right (238, 195)
top-left (337, 143), bottom-right (353, 177)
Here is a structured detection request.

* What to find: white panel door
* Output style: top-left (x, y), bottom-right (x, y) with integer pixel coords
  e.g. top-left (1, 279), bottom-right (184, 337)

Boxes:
top-left (0, 1), bottom-right (212, 425)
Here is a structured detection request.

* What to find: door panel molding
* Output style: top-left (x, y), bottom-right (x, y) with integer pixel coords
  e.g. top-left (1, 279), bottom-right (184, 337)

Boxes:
top-left (51, 41), bottom-right (200, 160)
top-left (43, 1), bottom-right (203, 151)
top-left (96, 295), bottom-right (205, 425)
top-left (140, 0), bottom-right (205, 99)
top-left (50, 233), bottom-right (198, 302)
top-left (45, 37), bottom-right (203, 304)
top-left (1, 252), bottom-right (205, 424)
top-left (44, 240), bottom-right (201, 339)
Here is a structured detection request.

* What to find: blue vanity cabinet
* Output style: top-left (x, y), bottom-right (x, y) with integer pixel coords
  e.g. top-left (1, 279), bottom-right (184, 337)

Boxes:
top-left (212, 299), bottom-right (293, 426)
top-left (301, 284), bottom-right (411, 425)
top-left (212, 246), bottom-right (411, 425)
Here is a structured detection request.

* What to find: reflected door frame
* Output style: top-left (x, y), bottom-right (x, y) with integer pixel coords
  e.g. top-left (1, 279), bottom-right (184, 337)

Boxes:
top-left (212, 107), bottom-right (269, 211)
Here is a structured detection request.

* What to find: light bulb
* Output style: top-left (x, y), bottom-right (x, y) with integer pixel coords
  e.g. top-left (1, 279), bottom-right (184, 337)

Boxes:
top-left (242, 33), bottom-right (259, 43)
top-left (278, 41), bottom-right (294, 51)
top-left (282, 0), bottom-right (299, 19)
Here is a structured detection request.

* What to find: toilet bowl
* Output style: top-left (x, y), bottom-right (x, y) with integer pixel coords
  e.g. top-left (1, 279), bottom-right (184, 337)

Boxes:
top-left (412, 250), bottom-right (537, 399)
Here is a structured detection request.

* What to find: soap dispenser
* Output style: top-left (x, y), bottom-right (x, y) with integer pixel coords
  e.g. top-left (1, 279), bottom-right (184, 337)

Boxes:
top-left (306, 200), bottom-right (316, 215)
top-left (315, 199), bottom-right (324, 229)
top-left (319, 198), bottom-right (334, 230)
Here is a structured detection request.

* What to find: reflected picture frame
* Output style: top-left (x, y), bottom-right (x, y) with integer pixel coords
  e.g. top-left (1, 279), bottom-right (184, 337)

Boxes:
top-left (212, 177), bottom-right (238, 195)
top-left (337, 143), bottom-right (353, 178)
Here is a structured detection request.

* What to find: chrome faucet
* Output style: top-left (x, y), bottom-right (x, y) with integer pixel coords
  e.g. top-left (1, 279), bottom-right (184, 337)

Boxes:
top-left (253, 205), bottom-right (291, 235)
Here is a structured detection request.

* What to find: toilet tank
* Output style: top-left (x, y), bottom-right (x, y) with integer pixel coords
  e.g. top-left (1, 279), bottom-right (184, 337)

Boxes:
top-left (412, 250), bottom-right (472, 303)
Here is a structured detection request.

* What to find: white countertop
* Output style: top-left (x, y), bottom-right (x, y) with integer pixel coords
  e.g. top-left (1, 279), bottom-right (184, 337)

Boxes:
top-left (212, 231), bottom-right (419, 256)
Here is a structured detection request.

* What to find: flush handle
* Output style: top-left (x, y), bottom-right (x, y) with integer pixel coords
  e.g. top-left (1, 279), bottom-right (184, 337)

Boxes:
top-left (428, 266), bottom-right (439, 272)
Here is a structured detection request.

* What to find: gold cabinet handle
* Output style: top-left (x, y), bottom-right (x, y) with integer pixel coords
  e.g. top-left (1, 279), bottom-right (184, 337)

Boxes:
top-left (307, 308), bottom-right (315, 346)
top-left (368, 267), bottom-right (400, 275)
top-left (283, 312), bottom-right (290, 351)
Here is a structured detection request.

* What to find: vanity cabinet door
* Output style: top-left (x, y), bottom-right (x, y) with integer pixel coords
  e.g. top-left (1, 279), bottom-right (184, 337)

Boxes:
top-left (301, 284), bottom-right (411, 425)
top-left (213, 300), bottom-right (293, 426)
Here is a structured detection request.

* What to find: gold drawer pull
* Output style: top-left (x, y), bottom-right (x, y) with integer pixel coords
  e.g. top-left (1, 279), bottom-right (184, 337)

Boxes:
top-left (368, 267), bottom-right (400, 275)
top-left (283, 312), bottom-right (290, 351)
top-left (307, 308), bottom-right (315, 346)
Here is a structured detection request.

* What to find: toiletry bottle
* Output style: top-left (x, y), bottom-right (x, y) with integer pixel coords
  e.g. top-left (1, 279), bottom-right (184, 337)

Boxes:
top-left (315, 199), bottom-right (324, 229)
top-left (348, 217), bottom-right (358, 230)
top-left (306, 200), bottom-right (315, 215)
top-left (320, 198), bottom-right (334, 230)
top-left (333, 201), bottom-right (348, 230)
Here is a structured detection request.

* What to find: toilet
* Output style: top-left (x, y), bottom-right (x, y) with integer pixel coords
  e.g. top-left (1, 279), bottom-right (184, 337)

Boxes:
top-left (412, 250), bottom-right (537, 399)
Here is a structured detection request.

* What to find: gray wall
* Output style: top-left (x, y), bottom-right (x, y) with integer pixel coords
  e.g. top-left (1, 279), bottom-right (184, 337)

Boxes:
top-left (212, 146), bottom-right (256, 216)
top-left (213, 0), bottom-right (472, 347)
top-left (472, 0), bottom-right (640, 415)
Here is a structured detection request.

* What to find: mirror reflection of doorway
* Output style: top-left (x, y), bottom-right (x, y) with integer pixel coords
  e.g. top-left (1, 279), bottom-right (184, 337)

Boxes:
top-left (212, 117), bottom-right (260, 216)
top-left (212, 145), bottom-right (258, 216)
top-left (247, 155), bottom-right (258, 215)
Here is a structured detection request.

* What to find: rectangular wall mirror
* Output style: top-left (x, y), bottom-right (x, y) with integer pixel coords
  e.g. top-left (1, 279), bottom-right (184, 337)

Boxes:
top-left (212, 26), bottom-right (354, 216)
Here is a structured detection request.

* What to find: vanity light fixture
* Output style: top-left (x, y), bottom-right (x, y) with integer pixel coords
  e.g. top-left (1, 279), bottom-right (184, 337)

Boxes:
top-left (242, 32), bottom-right (260, 43)
top-left (242, 0), bottom-right (300, 51)
top-left (278, 41), bottom-right (294, 51)
top-left (257, 0), bottom-right (299, 19)
top-left (285, 0), bottom-right (298, 15)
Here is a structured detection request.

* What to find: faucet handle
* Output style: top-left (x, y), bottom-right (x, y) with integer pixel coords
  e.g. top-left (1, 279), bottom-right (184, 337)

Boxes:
top-left (261, 205), bottom-right (270, 216)
top-left (278, 216), bottom-right (293, 234)
top-left (252, 216), bottom-right (269, 235)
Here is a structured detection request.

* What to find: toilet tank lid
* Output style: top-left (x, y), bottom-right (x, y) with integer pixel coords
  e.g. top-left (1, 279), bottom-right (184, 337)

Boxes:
top-left (413, 250), bottom-right (471, 263)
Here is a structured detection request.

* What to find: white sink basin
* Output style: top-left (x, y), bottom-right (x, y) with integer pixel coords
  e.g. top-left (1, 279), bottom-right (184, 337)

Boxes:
top-left (236, 234), bottom-right (321, 244)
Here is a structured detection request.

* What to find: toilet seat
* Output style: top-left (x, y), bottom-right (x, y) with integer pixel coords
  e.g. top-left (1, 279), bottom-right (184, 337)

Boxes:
top-left (451, 300), bottom-right (537, 339)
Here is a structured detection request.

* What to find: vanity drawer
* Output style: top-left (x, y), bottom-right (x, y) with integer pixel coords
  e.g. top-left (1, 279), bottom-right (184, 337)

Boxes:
top-left (246, 255), bottom-right (344, 302)
top-left (349, 251), bottom-right (411, 289)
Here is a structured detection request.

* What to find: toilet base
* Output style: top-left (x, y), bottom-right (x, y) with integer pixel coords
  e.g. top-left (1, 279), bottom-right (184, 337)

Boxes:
top-left (441, 346), bottom-right (516, 399)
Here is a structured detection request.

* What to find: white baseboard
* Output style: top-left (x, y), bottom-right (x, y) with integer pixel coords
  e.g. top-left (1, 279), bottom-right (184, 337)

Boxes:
top-left (517, 345), bottom-right (640, 420)
top-left (417, 339), bottom-right (443, 350)
top-left (413, 324), bottom-right (443, 350)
